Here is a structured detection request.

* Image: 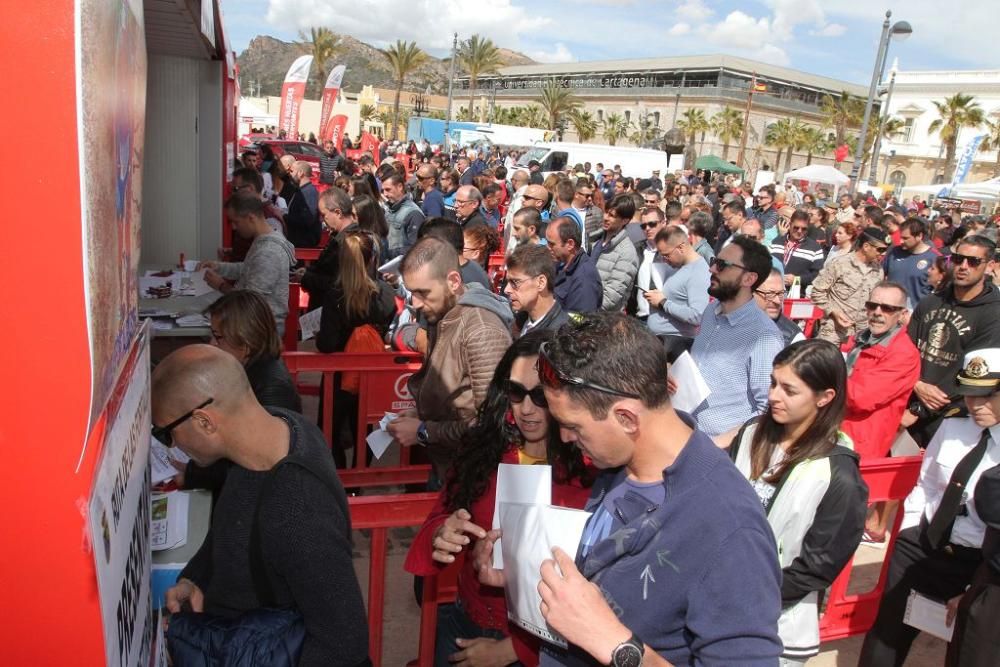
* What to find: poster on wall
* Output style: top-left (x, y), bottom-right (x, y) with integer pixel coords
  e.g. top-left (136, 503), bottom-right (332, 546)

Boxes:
top-left (77, 0), bottom-right (148, 456)
top-left (88, 324), bottom-right (153, 667)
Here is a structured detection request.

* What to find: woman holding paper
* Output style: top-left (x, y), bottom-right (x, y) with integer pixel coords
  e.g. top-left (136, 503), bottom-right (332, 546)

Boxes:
top-left (729, 339), bottom-right (868, 666)
top-left (405, 330), bottom-right (593, 667)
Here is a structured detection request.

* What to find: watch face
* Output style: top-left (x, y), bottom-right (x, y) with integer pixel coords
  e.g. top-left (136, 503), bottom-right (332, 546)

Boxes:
top-left (612, 642), bottom-right (643, 667)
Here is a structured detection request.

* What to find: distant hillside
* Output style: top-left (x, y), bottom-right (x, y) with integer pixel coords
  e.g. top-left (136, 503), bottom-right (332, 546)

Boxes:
top-left (237, 35), bottom-right (536, 100)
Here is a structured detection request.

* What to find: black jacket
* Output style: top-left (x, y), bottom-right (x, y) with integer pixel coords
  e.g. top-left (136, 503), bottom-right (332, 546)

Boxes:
top-left (769, 234), bottom-right (825, 289)
top-left (315, 281), bottom-right (397, 353)
top-left (299, 224), bottom-right (360, 308)
top-left (286, 182), bottom-right (321, 248)
top-left (458, 209), bottom-right (488, 230)
top-left (514, 300), bottom-right (570, 337)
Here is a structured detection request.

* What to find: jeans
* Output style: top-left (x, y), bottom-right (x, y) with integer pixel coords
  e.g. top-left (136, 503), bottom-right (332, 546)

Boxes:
top-left (434, 601), bottom-right (521, 667)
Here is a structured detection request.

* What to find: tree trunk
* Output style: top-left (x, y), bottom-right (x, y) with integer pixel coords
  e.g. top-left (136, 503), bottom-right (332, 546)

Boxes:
top-left (721, 141), bottom-right (730, 161)
top-left (995, 148), bottom-right (1000, 178)
top-left (784, 145), bottom-right (793, 176)
top-left (699, 131), bottom-right (706, 153)
top-left (806, 151), bottom-right (813, 166)
top-left (392, 82), bottom-right (402, 141)
top-left (942, 139), bottom-right (958, 181)
top-left (774, 148), bottom-right (783, 170)
top-left (469, 75), bottom-right (477, 123)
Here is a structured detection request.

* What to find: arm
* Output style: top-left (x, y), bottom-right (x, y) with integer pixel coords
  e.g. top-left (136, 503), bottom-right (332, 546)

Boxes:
top-left (809, 263), bottom-right (835, 311)
top-left (424, 193), bottom-right (444, 218)
top-left (300, 243), bottom-right (339, 296)
top-left (179, 525), bottom-right (214, 592)
top-left (404, 488), bottom-right (453, 576)
top-left (316, 291), bottom-right (350, 353)
top-left (405, 210), bottom-right (424, 250)
top-left (663, 268), bottom-right (709, 326)
top-left (800, 249), bottom-right (825, 288)
top-left (747, 333), bottom-right (784, 414)
top-left (780, 456), bottom-right (869, 606)
top-left (239, 244), bottom-right (290, 297)
top-left (213, 260), bottom-right (243, 281)
top-left (845, 345), bottom-right (920, 416)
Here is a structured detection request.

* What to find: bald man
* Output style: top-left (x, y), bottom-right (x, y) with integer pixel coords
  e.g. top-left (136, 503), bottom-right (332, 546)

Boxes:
top-left (153, 345), bottom-right (369, 667)
top-left (453, 184), bottom-right (487, 230)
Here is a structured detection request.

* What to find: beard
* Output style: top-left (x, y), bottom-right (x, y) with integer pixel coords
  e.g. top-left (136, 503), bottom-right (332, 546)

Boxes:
top-left (708, 277), bottom-right (741, 302)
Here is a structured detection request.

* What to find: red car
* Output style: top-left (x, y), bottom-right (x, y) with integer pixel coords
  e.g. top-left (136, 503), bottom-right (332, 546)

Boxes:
top-left (255, 140), bottom-right (330, 189)
top-left (238, 132), bottom-right (276, 149)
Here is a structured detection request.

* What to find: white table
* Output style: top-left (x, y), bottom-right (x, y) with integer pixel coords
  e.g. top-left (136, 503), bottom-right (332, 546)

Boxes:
top-left (138, 268), bottom-right (221, 338)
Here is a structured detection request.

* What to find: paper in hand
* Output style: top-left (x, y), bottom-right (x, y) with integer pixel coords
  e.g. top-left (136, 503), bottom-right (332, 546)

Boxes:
top-left (903, 590), bottom-right (954, 642)
top-left (491, 463), bottom-right (552, 568)
top-left (499, 502), bottom-right (593, 647)
top-left (365, 412), bottom-right (399, 460)
top-left (669, 351), bottom-right (711, 413)
top-left (299, 307), bottom-right (323, 341)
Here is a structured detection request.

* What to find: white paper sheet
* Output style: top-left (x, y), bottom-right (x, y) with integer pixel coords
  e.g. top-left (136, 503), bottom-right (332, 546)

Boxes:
top-left (299, 307), bottom-right (323, 341)
top-left (378, 255), bottom-right (403, 276)
top-left (184, 270), bottom-right (216, 297)
top-left (491, 463), bottom-right (552, 569)
top-left (151, 492), bottom-right (190, 551)
top-left (175, 314), bottom-right (210, 328)
top-left (150, 437), bottom-right (178, 485)
top-left (499, 503), bottom-right (593, 647)
top-left (789, 301), bottom-right (815, 319)
top-left (364, 412), bottom-right (399, 460)
top-left (903, 590), bottom-right (954, 641)
top-left (669, 351), bottom-right (711, 413)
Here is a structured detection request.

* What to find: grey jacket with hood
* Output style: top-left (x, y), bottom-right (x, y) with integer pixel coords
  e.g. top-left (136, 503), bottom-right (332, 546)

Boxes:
top-left (216, 231), bottom-right (296, 332)
top-left (589, 226), bottom-right (640, 312)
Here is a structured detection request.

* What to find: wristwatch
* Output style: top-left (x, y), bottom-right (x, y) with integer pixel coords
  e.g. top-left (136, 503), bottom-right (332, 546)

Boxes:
top-left (610, 633), bottom-right (643, 667)
top-left (416, 421), bottom-right (429, 445)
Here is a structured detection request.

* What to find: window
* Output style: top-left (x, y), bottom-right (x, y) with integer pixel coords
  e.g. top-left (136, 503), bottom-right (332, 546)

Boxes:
top-left (900, 118), bottom-right (915, 143)
top-left (545, 151), bottom-right (569, 172)
top-left (624, 110), bottom-right (631, 123)
top-left (653, 111), bottom-right (661, 127)
top-left (597, 109), bottom-right (604, 122)
top-left (888, 170), bottom-right (907, 193)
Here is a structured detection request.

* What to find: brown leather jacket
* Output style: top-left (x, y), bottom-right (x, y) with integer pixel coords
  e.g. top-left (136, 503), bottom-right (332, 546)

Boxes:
top-left (408, 284), bottom-right (514, 477)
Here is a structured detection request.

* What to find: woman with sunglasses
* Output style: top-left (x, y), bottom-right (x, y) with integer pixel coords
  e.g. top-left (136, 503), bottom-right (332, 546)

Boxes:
top-left (729, 340), bottom-right (868, 666)
top-left (405, 330), bottom-right (593, 666)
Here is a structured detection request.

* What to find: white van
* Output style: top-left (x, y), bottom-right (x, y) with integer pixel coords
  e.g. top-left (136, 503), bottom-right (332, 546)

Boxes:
top-left (516, 141), bottom-right (669, 179)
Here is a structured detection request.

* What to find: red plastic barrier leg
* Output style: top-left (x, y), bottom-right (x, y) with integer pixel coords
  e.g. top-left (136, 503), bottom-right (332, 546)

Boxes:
top-left (368, 527), bottom-right (387, 666)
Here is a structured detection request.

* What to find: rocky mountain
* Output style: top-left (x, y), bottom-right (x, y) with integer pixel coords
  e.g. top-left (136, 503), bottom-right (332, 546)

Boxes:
top-left (237, 35), bottom-right (536, 100)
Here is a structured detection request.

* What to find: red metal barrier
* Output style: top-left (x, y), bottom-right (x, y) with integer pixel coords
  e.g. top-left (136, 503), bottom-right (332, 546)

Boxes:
top-left (349, 492), bottom-right (438, 667)
top-left (783, 298), bottom-right (824, 338)
top-left (284, 283), bottom-right (302, 352)
top-left (818, 455), bottom-right (923, 642)
top-left (295, 247), bottom-right (322, 264)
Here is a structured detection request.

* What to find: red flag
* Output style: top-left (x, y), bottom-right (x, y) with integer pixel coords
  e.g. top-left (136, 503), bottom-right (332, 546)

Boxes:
top-left (277, 55), bottom-right (312, 139)
top-left (834, 144), bottom-right (850, 163)
top-left (360, 131), bottom-right (381, 165)
top-left (327, 114), bottom-right (348, 152)
top-left (319, 65), bottom-right (346, 141)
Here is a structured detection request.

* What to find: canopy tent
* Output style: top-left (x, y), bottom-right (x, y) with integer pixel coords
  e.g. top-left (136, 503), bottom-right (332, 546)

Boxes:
top-left (784, 164), bottom-right (849, 186)
top-left (694, 154), bottom-right (744, 174)
top-left (902, 177), bottom-right (1000, 202)
top-left (238, 97), bottom-right (277, 125)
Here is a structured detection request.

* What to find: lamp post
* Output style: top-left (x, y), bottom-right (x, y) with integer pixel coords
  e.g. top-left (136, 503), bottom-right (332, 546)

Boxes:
top-left (883, 149), bottom-right (896, 185)
top-left (443, 32), bottom-right (458, 154)
top-left (868, 60), bottom-right (898, 185)
top-left (848, 10), bottom-right (912, 193)
top-left (411, 85), bottom-right (430, 117)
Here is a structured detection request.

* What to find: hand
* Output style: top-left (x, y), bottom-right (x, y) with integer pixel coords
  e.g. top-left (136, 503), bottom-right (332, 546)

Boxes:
top-left (165, 578), bottom-right (204, 614)
top-left (472, 529), bottom-right (506, 588)
top-left (382, 272), bottom-right (400, 287)
top-left (666, 374), bottom-right (678, 396)
top-left (914, 381), bottom-right (950, 411)
top-left (387, 416), bottom-right (422, 447)
top-left (829, 309), bottom-right (853, 330)
top-left (197, 261), bottom-right (218, 271)
top-left (784, 273), bottom-right (796, 287)
top-left (292, 267), bottom-right (306, 279)
top-left (449, 637), bottom-right (517, 666)
top-left (432, 509), bottom-right (487, 564)
top-left (946, 593), bottom-right (965, 627)
top-left (203, 268), bottom-right (226, 290)
top-left (776, 218), bottom-right (790, 236)
top-left (644, 289), bottom-right (665, 308)
top-left (538, 548), bottom-right (630, 665)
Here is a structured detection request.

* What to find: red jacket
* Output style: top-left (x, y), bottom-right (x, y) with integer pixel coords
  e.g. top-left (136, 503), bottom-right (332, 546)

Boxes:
top-left (404, 446), bottom-right (591, 666)
top-left (840, 326), bottom-right (920, 459)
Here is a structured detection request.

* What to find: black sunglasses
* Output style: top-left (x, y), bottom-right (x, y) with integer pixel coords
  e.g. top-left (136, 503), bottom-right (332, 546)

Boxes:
top-left (537, 342), bottom-right (641, 399)
top-left (639, 221), bottom-right (661, 230)
top-left (864, 301), bottom-right (905, 314)
top-left (507, 380), bottom-right (548, 408)
top-left (950, 253), bottom-right (986, 268)
top-left (709, 256), bottom-right (748, 272)
top-left (152, 398), bottom-right (214, 447)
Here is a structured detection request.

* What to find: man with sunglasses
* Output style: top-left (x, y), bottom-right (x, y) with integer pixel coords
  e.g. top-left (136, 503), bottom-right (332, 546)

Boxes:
top-left (415, 164), bottom-right (445, 219)
top-left (505, 243), bottom-right (568, 336)
top-left (768, 209), bottom-right (825, 290)
top-left (153, 345), bottom-right (370, 667)
top-left (646, 225), bottom-right (710, 358)
top-left (906, 235), bottom-right (1000, 445)
top-left (475, 314), bottom-right (783, 666)
top-left (810, 226), bottom-right (888, 345)
top-left (749, 184), bottom-right (778, 242)
top-left (626, 206), bottom-right (668, 320)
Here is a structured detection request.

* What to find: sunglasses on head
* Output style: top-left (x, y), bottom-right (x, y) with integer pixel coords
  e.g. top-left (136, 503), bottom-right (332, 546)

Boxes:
top-left (152, 398), bottom-right (214, 447)
top-left (537, 342), bottom-right (641, 399)
top-left (507, 380), bottom-right (548, 408)
top-left (950, 253), bottom-right (986, 268)
top-left (864, 301), bottom-right (905, 314)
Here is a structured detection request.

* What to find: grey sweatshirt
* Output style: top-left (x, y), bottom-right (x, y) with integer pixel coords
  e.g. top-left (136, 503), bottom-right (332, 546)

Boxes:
top-left (216, 232), bottom-right (296, 331)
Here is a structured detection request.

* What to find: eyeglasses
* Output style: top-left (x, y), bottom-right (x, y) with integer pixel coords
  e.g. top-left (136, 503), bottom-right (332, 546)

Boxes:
top-left (507, 380), bottom-right (548, 408)
top-left (709, 256), bottom-right (748, 272)
top-left (864, 301), bottom-right (905, 314)
top-left (754, 289), bottom-right (784, 302)
top-left (522, 195), bottom-right (543, 202)
top-left (950, 253), bottom-right (986, 268)
top-left (639, 221), bottom-right (662, 230)
top-left (537, 342), bottom-right (641, 399)
top-left (576, 191), bottom-right (594, 199)
top-left (791, 225), bottom-right (809, 232)
top-left (152, 398), bottom-right (214, 447)
top-left (506, 275), bottom-right (536, 289)
top-left (463, 245), bottom-right (484, 254)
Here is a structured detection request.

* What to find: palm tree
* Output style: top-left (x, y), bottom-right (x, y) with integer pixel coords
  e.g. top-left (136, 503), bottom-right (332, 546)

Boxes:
top-left (630, 115), bottom-right (662, 146)
top-left (979, 118), bottom-right (1000, 177)
top-left (784, 120), bottom-right (809, 175)
top-left (359, 104), bottom-right (376, 122)
top-left (459, 35), bottom-right (504, 123)
top-left (538, 79), bottom-right (582, 133)
top-left (929, 93), bottom-right (985, 179)
top-left (602, 113), bottom-right (631, 146)
top-left (798, 126), bottom-right (830, 165)
top-left (710, 107), bottom-right (744, 161)
top-left (569, 110), bottom-right (598, 143)
top-left (298, 27), bottom-right (341, 94)
top-left (820, 91), bottom-right (864, 146)
top-left (521, 105), bottom-right (547, 129)
top-left (765, 119), bottom-right (799, 174)
top-left (677, 109), bottom-right (710, 150)
top-left (381, 40), bottom-right (428, 141)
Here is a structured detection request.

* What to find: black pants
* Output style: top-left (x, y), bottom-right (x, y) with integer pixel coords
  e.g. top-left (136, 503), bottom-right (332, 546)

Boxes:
top-left (946, 569), bottom-right (1000, 667)
top-left (859, 526), bottom-right (982, 667)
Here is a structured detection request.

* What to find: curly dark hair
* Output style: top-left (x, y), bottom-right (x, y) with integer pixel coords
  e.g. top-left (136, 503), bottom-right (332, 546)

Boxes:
top-left (444, 329), bottom-right (592, 513)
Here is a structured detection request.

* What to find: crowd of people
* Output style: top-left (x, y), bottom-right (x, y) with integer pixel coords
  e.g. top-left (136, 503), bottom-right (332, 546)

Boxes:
top-left (152, 139), bottom-right (1000, 666)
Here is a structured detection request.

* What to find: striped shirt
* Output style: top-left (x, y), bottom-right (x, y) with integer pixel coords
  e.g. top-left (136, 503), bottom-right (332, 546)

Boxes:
top-left (691, 298), bottom-right (785, 437)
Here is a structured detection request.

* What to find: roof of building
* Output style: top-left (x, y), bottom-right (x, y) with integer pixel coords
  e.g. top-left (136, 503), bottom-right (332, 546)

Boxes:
top-left (483, 53), bottom-right (868, 96)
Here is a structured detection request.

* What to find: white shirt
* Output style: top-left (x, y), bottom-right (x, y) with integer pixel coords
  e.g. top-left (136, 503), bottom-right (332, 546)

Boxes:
top-left (634, 242), bottom-right (670, 318)
top-left (902, 418), bottom-right (1000, 548)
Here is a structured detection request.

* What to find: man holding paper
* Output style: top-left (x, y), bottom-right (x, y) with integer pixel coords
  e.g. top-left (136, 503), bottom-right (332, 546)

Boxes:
top-left (476, 314), bottom-right (782, 666)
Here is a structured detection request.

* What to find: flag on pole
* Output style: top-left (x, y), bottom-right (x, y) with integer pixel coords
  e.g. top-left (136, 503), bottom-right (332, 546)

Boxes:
top-left (319, 65), bottom-right (346, 141)
top-left (939, 133), bottom-right (986, 197)
top-left (327, 115), bottom-right (348, 152)
top-left (277, 55), bottom-right (313, 139)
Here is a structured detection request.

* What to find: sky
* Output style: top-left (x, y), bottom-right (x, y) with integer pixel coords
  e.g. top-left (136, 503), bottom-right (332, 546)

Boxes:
top-left (220, 0), bottom-right (996, 85)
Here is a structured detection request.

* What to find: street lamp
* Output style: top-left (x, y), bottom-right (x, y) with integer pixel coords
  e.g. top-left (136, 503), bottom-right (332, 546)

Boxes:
top-left (411, 86), bottom-right (430, 117)
top-left (848, 10), bottom-right (912, 193)
top-left (868, 59), bottom-right (898, 185)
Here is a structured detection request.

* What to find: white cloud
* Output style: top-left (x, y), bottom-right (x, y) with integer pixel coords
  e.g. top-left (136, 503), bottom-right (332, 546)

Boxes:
top-left (526, 42), bottom-right (575, 64)
top-left (668, 22), bottom-right (691, 36)
top-left (265, 0), bottom-right (550, 52)
top-left (675, 0), bottom-right (713, 23)
top-left (756, 44), bottom-right (790, 66)
top-left (700, 11), bottom-right (771, 50)
top-left (811, 23), bottom-right (846, 37)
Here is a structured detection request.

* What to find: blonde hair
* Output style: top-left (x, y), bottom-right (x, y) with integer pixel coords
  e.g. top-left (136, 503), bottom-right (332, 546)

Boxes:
top-left (338, 232), bottom-right (378, 320)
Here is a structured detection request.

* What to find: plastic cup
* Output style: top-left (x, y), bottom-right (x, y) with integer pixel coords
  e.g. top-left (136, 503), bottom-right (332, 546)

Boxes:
top-left (183, 260), bottom-right (199, 272)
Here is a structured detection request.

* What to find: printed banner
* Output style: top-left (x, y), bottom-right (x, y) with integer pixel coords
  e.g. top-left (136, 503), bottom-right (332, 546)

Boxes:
top-left (939, 133), bottom-right (986, 197)
top-left (278, 55), bottom-right (313, 139)
top-left (319, 64), bottom-right (346, 141)
top-left (360, 130), bottom-right (380, 165)
top-left (327, 114), bottom-right (349, 152)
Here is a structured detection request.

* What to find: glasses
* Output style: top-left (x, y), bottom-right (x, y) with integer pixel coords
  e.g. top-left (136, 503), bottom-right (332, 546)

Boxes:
top-left (639, 221), bottom-right (662, 230)
top-left (463, 245), bottom-right (484, 254)
top-left (152, 398), bottom-right (214, 447)
top-left (576, 191), bottom-right (593, 199)
top-left (506, 275), bottom-right (536, 289)
top-left (791, 225), bottom-right (809, 232)
top-left (522, 195), bottom-right (544, 202)
top-left (709, 256), bottom-right (748, 272)
top-left (537, 342), bottom-right (641, 399)
top-left (233, 183), bottom-right (254, 192)
top-left (507, 380), bottom-right (548, 408)
top-left (644, 199), bottom-right (659, 205)
top-left (950, 253), bottom-right (986, 268)
top-left (754, 289), bottom-right (784, 302)
top-left (864, 301), bottom-right (905, 314)
top-left (455, 199), bottom-right (476, 206)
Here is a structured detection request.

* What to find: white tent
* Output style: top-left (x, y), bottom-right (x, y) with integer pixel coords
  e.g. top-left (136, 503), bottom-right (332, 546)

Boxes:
top-left (902, 177), bottom-right (1000, 202)
top-left (784, 164), bottom-right (850, 186)
top-left (238, 97), bottom-right (277, 126)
